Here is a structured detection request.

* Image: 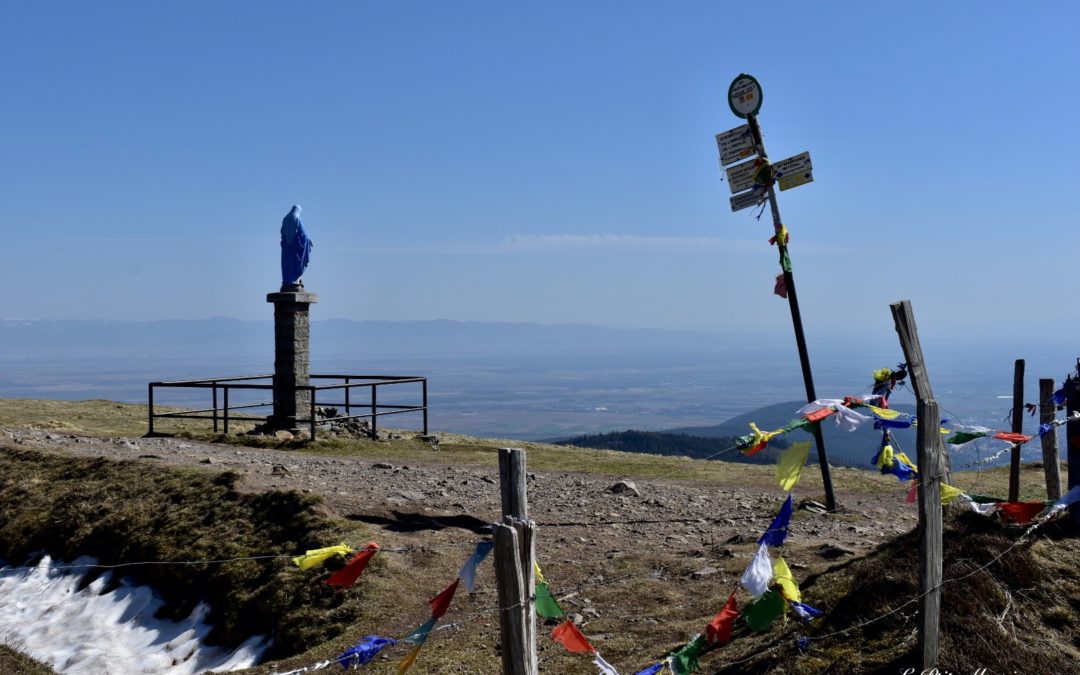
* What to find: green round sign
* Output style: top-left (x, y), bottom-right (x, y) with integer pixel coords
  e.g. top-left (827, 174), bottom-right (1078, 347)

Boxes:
top-left (728, 73), bottom-right (763, 118)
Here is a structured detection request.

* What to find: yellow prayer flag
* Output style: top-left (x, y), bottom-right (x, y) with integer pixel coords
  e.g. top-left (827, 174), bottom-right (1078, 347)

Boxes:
top-left (876, 445), bottom-right (894, 470)
top-left (292, 543), bottom-right (351, 571)
top-left (534, 561), bottom-right (545, 584)
top-left (776, 441), bottom-right (811, 492)
top-left (772, 556), bottom-right (801, 602)
top-left (940, 483), bottom-right (964, 505)
top-left (895, 452), bottom-right (918, 472)
top-left (397, 645), bottom-right (424, 674)
top-left (865, 404), bottom-right (902, 420)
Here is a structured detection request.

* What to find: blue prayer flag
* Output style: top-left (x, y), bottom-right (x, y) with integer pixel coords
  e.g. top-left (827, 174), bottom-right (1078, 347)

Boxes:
top-left (337, 636), bottom-right (396, 670)
top-left (459, 541), bottom-right (494, 592)
top-left (633, 664), bottom-right (665, 675)
top-left (791, 601), bottom-right (823, 621)
top-left (1052, 388), bottom-right (1066, 406)
top-left (758, 494), bottom-right (794, 547)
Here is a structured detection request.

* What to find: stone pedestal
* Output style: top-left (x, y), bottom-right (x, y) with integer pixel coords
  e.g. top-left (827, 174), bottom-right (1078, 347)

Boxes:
top-left (266, 287), bottom-right (318, 430)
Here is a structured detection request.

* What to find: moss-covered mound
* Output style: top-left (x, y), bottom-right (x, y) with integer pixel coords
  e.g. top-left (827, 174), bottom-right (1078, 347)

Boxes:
top-left (711, 511), bottom-right (1080, 674)
top-left (0, 446), bottom-right (372, 660)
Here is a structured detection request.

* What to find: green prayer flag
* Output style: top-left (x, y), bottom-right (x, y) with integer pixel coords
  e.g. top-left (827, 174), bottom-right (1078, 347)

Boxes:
top-left (946, 431), bottom-right (988, 445)
top-left (743, 589), bottom-right (785, 632)
top-left (966, 493), bottom-right (1003, 505)
top-left (778, 246), bottom-right (793, 273)
top-left (669, 634), bottom-right (706, 675)
top-left (534, 582), bottom-right (565, 619)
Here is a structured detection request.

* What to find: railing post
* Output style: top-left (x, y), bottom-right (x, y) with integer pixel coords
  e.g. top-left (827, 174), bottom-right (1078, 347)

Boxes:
top-left (371, 384), bottom-right (378, 435)
top-left (223, 386), bottom-right (230, 435)
top-left (212, 382), bottom-right (219, 433)
top-left (310, 386), bottom-right (317, 440)
top-left (147, 383), bottom-right (155, 436)
top-left (422, 379), bottom-right (429, 435)
top-left (1040, 378), bottom-right (1062, 501)
top-left (344, 377), bottom-right (351, 417)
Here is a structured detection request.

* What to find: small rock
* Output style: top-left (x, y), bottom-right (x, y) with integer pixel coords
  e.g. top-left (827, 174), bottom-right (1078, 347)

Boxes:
top-left (199, 457), bottom-right (213, 464)
top-left (45, 433), bottom-right (59, 441)
top-left (817, 543), bottom-right (855, 559)
top-left (582, 607), bottom-right (600, 617)
top-left (606, 480), bottom-right (640, 497)
top-left (724, 533), bottom-right (747, 545)
top-left (481, 476), bottom-right (497, 484)
top-left (799, 499), bottom-right (829, 515)
top-left (570, 613), bottom-right (584, 625)
top-left (691, 566), bottom-right (720, 579)
top-left (271, 464), bottom-right (292, 476)
top-left (372, 462), bottom-right (394, 470)
top-left (274, 430), bottom-right (294, 441)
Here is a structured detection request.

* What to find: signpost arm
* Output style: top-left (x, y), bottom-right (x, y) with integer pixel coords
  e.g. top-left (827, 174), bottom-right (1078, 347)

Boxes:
top-left (746, 113), bottom-right (837, 512)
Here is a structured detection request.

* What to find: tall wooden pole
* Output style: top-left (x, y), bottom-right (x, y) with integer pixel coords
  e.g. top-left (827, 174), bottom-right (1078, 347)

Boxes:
top-left (890, 300), bottom-right (943, 670)
top-left (747, 113), bottom-right (836, 512)
top-left (1039, 378), bottom-right (1062, 501)
top-left (1008, 359), bottom-right (1025, 502)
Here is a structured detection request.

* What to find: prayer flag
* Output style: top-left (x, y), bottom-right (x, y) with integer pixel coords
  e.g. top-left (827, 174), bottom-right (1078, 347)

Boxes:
top-left (336, 636), bottom-right (396, 669)
top-left (874, 417), bottom-right (912, 430)
top-left (633, 665), bottom-right (664, 675)
top-left (804, 407), bottom-right (835, 423)
top-left (403, 617), bottom-right (438, 646)
top-left (797, 399), bottom-right (846, 415)
top-left (429, 578), bottom-right (459, 619)
top-left (758, 494), bottom-right (794, 547)
top-left (1052, 387), bottom-right (1066, 406)
top-left (776, 441), bottom-right (811, 492)
top-left (552, 620), bottom-right (595, 654)
top-left (458, 541), bottom-right (494, 592)
top-left (832, 406), bottom-right (870, 432)
top-left (997, 501), bottom-right (1045, 525)
top-left (741, 543), bottom-right (773, 598)
top-left (743, 589), bottom-right (785, 632)
top-left (325, 542), bottom-right (379, 589)
top-left (746, 422), bottom-right (780, 455)
top-left (706, 591), bottom-right (738, 645)
top-left (773, 273), bottom-right (788, 298)
top-left (946, 431), bottom-right (989, 445)
top-left (396, 645), bottom-right (423, 674)
top-left (594, 653), bottom-right (621, 675)
top-left (940, 483), bottom-right (964, 505)
top-left (535, 581), bottom-right (566, 619)
top-left (1038, 423), bottom-right (1054, 437)
top-left (865, 404), bottom-right (903, 420)
top-left (293, 544), bottom-right (351, 571)
top-left (791, 601), bottom-right (822, 621)
top-left (772, 556), bottom-right (800, 602)
top-left (905, 482), bottom-right (917, 504)
top-left (534, 561), bottom-right (546, 584)
top-left (669, 634), bottom-right (706, 675)
top-left (1046, 485), bottom-right (1080, 519)
top-left (993, 432), bottom-right (1032, 444)
top-left (959, 494), bottom-right (998, 516)
top-left (780, 418), bottom-right (813, 434)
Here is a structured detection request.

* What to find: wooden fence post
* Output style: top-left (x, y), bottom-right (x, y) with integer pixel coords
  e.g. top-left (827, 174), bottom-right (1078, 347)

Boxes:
top-left (495, 449), bottom-right (537, 675)
top-left (891, 300), bottom-right (943, 671)
top-left (1066, 365), bottom-right (1080, 531)
top-left (1039, 379), bottom-right (1062, 501)
top-left (1008, 359), bottom-right (1025, 502)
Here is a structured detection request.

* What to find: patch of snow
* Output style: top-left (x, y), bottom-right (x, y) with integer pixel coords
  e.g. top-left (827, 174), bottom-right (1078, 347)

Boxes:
top-left (0, 555), bottom-right (267, 674)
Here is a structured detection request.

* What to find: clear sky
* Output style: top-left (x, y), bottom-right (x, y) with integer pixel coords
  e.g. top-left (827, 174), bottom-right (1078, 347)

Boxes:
top-left (3, 2), bottom-right (1078, 339)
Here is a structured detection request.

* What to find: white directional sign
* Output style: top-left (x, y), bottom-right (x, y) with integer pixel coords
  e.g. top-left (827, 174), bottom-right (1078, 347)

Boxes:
top-left (773, 151), bottom-right (813, 191)
top-left (725, 157), bottom-right (760, 195)
top-left (730, 188), bottom-right (764, 213)
top-left (728, 74), bottom-right (763, 118)
top-left (715, 124), bottom-right (755, 166)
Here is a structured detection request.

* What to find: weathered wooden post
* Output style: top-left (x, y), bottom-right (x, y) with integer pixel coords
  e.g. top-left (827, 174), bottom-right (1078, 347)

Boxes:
top-left (890, 300), bottom-right (943, 670)
top-left (1039, 378), bottom-right (1063, 501)
top-left (1066, 364), bottom-right (1080, 531)
top-left (1008, 359), bottom-right (1025, 502)
top-left (494, 448), bottom-right (537, 675)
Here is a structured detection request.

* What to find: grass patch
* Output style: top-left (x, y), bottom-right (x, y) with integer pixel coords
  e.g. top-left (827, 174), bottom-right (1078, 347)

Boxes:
top-left (0, 445), bottom-right (372, 659)
top-left (709, 512), bottom-right (1080, 674)
top-left (0, 644), bottom-right (56, 675)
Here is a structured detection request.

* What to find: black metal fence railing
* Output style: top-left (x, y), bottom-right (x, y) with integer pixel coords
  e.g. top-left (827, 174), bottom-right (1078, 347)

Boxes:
top-left (147, 374), bottom-right (428, 440)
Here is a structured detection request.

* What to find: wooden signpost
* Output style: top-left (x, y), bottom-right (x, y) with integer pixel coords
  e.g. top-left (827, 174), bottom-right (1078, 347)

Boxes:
top-left (716, 73), bottom-right (836, 511)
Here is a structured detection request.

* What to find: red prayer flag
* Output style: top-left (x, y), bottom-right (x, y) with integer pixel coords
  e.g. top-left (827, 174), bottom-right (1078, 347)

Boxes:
top-left (905, 482), bottom-right (917, 504)
top-left (428, 577), bottom-right (460, 619)
top-left (706, 591), bottom-right (739, 645)
top-left (773, 274), bottom-right (788, 298)
top-left (804, 408), bottom-right (835, 423)
top-left (551, 620), bottom-right (595, 654)
top-left (745, 440), bottom-right (768, 456)
top-left (998, 501), bottom-right (1045, 525)
top-left (993, 432), bottom-right (1032, 444)
top-left (325, 541), bottom-right (380, 590)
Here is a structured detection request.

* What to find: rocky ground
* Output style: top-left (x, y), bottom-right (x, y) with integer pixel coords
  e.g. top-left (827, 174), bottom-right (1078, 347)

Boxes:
top-left (2, 426), bottom-right (922, 673)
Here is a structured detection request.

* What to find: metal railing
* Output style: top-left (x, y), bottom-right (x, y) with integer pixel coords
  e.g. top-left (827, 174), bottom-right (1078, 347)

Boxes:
top-left (148, 374), bottom-right (428, 440)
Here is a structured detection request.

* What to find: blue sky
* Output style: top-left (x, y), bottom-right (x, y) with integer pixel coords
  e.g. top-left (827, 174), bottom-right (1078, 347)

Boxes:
top-left (3, 2), bottom-right (1077, 339)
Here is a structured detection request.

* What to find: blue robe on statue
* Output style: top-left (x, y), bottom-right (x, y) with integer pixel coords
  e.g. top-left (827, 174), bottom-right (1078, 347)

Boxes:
top-left (280, 205), bottom-right (313, 287)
